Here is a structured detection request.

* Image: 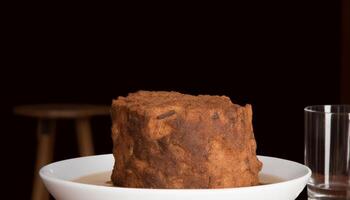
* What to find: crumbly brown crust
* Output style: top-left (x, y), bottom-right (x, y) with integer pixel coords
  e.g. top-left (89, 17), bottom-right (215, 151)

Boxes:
top-left (111, 91), bottom-right (262, 188)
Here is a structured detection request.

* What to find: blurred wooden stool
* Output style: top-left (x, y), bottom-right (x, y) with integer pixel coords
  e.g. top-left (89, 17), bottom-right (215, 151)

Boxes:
top-left (14, 104), bottom-right (110, 200)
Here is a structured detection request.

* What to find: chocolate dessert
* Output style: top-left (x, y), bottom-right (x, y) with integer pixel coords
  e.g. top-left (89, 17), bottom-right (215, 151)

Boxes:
top-left (111, 91), bottom-right (262, 188)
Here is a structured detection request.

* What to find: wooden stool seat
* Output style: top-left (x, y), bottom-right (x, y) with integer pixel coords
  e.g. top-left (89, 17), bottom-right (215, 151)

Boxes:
top-left (14, 104), bottom-right (109, 119)
top-left (14, 104), bottom-right (109, 200)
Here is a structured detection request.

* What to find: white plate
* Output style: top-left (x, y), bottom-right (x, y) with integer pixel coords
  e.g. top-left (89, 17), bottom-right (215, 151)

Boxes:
top-left (40, 154), bottom-right (311, 200)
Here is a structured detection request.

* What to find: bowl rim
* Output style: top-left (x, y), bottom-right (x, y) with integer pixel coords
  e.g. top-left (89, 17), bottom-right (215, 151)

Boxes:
top-left (39, 154), bottom-right (311, 193)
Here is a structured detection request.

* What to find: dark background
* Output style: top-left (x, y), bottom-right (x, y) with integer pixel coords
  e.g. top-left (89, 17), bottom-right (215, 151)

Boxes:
top-left (2, 1), bottom-right (347, 199)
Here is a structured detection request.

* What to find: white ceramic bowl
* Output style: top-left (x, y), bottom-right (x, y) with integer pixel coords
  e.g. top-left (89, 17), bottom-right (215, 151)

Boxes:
top-left (40, 154), bottom-right (311, 200)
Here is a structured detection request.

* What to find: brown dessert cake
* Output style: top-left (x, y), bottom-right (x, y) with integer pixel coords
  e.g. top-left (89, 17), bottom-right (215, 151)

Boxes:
top-left (111, 91), bottom-right (262, 188)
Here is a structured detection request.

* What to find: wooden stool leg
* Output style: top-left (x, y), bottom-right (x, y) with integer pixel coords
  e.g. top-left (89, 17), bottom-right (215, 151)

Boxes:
top-left (32, 119), bottom-right (56, 200)
top-left (75, 118), bottom-right (94, 156)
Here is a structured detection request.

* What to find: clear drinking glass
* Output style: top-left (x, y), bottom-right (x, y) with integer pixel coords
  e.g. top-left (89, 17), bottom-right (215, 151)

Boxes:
top-left (305, 105), bottom-right (350, 199)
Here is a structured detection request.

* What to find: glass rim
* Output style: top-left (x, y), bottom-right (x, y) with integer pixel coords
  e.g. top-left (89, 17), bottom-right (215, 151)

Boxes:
top-left (304, 105), bottom-right (350, 115)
